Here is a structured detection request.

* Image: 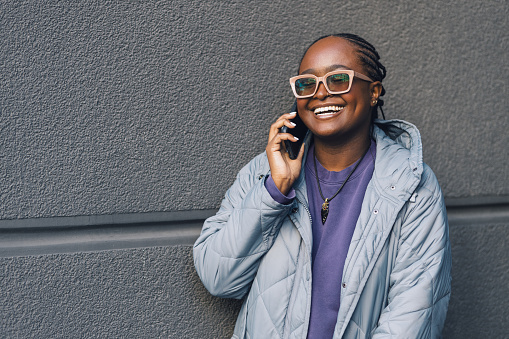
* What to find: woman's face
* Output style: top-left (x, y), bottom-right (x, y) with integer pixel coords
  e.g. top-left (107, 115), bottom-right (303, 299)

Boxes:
top-left (297, 37), bottom-right (379, 145)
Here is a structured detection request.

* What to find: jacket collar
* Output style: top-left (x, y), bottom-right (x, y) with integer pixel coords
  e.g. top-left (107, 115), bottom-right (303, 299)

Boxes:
top-left (293, 119), bottom-right (423, 204)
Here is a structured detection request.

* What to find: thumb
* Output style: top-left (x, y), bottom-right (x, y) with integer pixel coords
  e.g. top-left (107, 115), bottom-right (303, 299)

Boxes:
top-left (295, 141), bottom-right (306, 162)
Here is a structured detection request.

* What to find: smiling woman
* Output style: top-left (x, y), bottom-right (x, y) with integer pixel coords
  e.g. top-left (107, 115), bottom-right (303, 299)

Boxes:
top-left (193, 33), bottom-right (451, 338)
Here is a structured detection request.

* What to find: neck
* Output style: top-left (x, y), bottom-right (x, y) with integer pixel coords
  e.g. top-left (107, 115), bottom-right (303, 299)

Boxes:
top-left (313, 133), bottom-right (371, 172)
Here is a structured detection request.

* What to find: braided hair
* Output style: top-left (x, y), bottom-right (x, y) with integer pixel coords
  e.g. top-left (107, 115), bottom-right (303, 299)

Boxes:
top-left (301, 33), bottom-right (387, 120)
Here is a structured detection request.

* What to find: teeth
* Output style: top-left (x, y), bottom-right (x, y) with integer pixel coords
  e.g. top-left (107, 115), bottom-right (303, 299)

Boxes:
top-left (314, 106), bottom-right (344, 115)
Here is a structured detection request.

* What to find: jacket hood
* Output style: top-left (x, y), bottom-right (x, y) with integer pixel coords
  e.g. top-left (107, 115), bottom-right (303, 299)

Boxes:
top-left (373, 119), bottom-right (423, 176)
top-left (371, 119), bottom-right (423, 204)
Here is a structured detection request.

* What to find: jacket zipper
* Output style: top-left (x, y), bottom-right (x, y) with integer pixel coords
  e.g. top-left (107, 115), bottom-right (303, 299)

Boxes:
top-left (294, 196), bottom-right (313, 338)
top-left (295, 196), bottom-right (312, 224)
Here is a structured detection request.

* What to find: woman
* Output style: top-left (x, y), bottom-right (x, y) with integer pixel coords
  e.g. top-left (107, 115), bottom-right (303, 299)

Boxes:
top-left (194, 33), bottom-right (451, 338)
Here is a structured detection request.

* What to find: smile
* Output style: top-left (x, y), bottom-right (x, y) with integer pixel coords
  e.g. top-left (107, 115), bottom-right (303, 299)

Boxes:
top-left (314, 105), bottom-right (344, 116)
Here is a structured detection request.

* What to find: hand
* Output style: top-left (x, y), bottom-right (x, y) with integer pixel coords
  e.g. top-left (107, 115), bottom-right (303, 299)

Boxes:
top-left (266, 112), bottom-right (305, 195)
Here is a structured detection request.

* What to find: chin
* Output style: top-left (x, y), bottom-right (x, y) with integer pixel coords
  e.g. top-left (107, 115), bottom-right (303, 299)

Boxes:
top-left (310, 128), bottom-right (344, 141)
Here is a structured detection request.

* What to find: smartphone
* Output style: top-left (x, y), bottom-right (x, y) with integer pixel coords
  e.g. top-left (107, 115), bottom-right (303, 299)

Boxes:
top-left (280, 101), bottom-right (309, 160)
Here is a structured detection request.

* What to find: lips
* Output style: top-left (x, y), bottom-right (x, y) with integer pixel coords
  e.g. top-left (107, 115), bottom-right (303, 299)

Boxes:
top-left (313, 105), bottom-right (344, 116)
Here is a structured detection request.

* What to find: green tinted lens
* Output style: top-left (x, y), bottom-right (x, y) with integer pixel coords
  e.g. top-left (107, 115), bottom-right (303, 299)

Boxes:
top-left (295, 77), bottom-right (317, 96)
top-left (327, 73), bottom-right (350, 92)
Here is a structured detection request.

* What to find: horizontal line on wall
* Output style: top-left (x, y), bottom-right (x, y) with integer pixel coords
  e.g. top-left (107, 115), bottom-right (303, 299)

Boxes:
top-left (1, 196), bottom-right (508, 258)
top-left (0, 209), bottom-right (218, 229)
top-left (444, 195), bottom-right (509, 207)
top-left (0, 209), bottom-right (217, 258)
top-left (445, 195), bottom-right (509, 226)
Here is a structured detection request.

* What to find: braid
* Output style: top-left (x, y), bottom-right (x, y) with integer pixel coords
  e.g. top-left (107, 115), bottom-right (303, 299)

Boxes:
top-left (302, 33), bottom-right (387, 119)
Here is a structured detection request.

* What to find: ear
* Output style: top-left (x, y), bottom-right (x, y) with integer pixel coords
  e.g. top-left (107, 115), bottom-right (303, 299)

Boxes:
top-left (369, 81), bottom-right (383, 104)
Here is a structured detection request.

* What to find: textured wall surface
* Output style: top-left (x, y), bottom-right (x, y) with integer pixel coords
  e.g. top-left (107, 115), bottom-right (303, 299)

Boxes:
top-left (0, 246), bottom-right (242, 338)
top-left (444, 222), bottom-right (509, 338)
top-left (1, 0), bottom-right (508, 338)
top-left (1, 0), bottom-right (507, 220)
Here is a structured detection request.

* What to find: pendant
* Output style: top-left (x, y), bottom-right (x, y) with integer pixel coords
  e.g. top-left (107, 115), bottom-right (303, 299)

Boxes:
top-left (321, 199), bottom-right (329, 224)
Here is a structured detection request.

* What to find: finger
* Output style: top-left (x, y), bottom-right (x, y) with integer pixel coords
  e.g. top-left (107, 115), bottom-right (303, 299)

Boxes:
top-left (270, 118), bottom-right (294, 133)
top-left (267, 132), bottom-right (299, 153)
top-left (278, 111), bottom-right (297, 121)
top-left (272, 111), bottom-right (297, 127)
top-left (271, 132), bottom-right (300, 144)
top-left (269, 112), bottom-right (298, 140)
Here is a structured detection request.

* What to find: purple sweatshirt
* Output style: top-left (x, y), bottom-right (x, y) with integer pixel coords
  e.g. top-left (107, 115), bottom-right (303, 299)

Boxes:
top-left (265, 140), bottom-right (376, 339)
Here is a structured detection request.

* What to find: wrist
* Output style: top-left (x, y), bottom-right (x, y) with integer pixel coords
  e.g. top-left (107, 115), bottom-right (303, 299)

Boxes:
top-left (272, 176), bottom-right (293, 196)
top-left (265, 175), bottom-right (295, 204)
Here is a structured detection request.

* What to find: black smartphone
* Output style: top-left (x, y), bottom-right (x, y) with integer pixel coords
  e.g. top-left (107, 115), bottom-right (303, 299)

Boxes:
top-left (280, 101), bottom-right (309, 160)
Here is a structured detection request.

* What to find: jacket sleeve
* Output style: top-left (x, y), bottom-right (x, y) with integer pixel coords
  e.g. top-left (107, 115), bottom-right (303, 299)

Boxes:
top-left (372, 169), bottom-right (452, 338)
top-left (193, 154), bottom-right (294, 299)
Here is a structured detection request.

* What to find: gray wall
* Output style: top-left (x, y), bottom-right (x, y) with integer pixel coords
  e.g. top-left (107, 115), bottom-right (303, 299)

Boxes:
top-left (1, 0), bottom-right (508, 338)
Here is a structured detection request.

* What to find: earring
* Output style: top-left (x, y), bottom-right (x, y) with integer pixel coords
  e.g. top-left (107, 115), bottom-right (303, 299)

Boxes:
top-left (372, 99), bottom-right (378, 105)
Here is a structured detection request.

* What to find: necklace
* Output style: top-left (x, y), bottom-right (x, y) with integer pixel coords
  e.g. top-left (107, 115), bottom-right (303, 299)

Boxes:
top-left (313, 146), bottom-right (370, 224)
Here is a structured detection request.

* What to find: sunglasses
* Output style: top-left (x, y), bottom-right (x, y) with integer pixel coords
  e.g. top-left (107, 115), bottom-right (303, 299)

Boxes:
top-left (289, 69), bottom-right (373, 98)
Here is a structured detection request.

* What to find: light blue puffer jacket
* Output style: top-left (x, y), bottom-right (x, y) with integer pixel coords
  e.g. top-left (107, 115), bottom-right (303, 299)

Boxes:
top-left (194, 119), bottom-right (451, 338)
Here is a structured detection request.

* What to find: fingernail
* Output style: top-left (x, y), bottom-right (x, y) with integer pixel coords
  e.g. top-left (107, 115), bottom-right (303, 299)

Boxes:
top-left (293, 136), bottom-right (299, 140)
top-left (290, 122), bottom-right (296, 126)
top-left (289, 111), bottom-right (297, 115)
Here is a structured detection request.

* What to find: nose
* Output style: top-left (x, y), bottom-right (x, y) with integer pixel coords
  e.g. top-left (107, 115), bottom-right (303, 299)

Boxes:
top-left (314, 81), bottom-right (330, 100)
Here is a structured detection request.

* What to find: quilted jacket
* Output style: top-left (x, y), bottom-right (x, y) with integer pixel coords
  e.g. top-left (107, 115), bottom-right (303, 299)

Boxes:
top-left (194, 119), bottom-right (451, 338)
